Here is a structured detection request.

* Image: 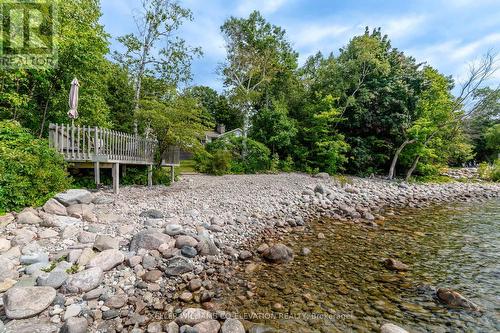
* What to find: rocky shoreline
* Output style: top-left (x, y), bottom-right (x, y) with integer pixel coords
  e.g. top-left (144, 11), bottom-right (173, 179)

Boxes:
top-left (0, 173), bottom-right (498, 333)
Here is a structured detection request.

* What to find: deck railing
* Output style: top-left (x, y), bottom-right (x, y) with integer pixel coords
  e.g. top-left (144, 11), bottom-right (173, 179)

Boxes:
top-left (48, 123), bottom-right (179, 165)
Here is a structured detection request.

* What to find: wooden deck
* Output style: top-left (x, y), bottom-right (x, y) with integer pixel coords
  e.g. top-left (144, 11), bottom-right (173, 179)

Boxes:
top-left (49, 123), bottom-right (180, 193)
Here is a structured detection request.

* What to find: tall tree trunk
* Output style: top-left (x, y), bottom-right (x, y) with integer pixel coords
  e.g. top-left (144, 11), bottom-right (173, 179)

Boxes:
top-left (405, 155), bottom-right (421, 181)
top-left (388, 139), bottom-right (415, 179)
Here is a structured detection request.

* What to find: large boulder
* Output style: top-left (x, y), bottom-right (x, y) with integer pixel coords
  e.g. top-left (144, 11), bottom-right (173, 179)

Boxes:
top-left (66, 204), bottom-right (96, 222)
top-left (55, 189), bottom-right (93, 206)
top-left (436, 288), bottom-right (479, 310)
top-left (64, 267), bottom-right (103, 293)
top-left (129, 230), bottom-right (171, 252)
top-left (3, 286), bottom-right (56, 319)
top-left (42, 199), bottom-right (67, 216)
top-left (87, 249), bottom-right (124, 271)
top-left (16, 210), bottom-right (42, 225)
top-left (39, 212), bottom-right (81, 229)
top-left (176, 308), bottom-right (212, 326)
top-left (262, 244), bottom-right (294, 264)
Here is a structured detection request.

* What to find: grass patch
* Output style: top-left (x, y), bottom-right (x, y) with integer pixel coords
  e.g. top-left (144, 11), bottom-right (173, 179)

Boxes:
top-left (178, 159), bottom-right (196, 173)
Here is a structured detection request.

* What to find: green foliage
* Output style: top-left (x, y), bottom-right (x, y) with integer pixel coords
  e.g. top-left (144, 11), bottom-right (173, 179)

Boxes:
top-left (0, 121), bottom-right (70, 213)
top-left (485, 124), bottom-right (500, 156)
top-left (478, 160), bottom-right (500, 182)
top-left (185, 86), bottom-right (243, 131)
top-left (194, 136), bottom-right (271, 175)
top-left (136, 90), bottom-right (210, 163)
top-left (251, 98), bottom-right (297, 157)
top-left (0, 0), bottom-right (112, 135)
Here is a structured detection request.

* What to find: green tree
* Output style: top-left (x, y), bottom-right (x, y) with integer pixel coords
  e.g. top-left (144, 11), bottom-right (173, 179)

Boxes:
top-left (0, 0), bottom-right (111, 134)
top-left (135, 92), bottom-right (210, 164)
top-left (114, 0), bottom-right (202, 115)
top-left (185, 86), bottom-right (243, 130)
top-left (251, 98), bottom-right (297, 156)
top-left (220, 10), bottom-right (298, 140)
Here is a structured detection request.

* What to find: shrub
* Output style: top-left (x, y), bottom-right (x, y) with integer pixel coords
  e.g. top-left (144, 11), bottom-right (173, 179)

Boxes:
top-left (194, 135), bottom-right (271, 175)
top-left (0, 120), bottom-right (70, 213)
top-left (478, 160), bottom-right (500, 182)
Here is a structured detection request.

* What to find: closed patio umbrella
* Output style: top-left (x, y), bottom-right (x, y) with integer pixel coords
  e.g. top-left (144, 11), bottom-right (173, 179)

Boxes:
top-left (68, 78), bottom-right (79, 125)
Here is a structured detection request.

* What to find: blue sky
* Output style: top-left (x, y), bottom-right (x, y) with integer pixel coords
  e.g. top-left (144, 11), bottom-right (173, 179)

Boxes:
top-left (100, 0), bottom-right (500, 92)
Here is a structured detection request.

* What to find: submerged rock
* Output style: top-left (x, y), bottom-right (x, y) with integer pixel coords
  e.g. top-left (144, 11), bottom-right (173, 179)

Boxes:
top-left (176, 308), bottom-right (212, 326)
top-left (262, 244), bottom-right (294, 264)
top-left (384, 258), bottom-right (409, 271)
top-left (436, 288), bottom-right (479, 310)
top-left (221, 318), bottom-right (245, 333)
top-left (380, 323), bottom-right (409, 333)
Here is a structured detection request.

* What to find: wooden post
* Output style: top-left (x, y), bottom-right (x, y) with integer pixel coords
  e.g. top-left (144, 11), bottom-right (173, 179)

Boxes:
top-left (122, 165), bottom-right (127, 178)
top-left (94, 162), bottom-right (100, 185)
top-left (112, 163), bottom-right (120, 194)
top-left (147, 165), bottom-right (153, 187)
top-left (170, 165), bottom-right (175, 184)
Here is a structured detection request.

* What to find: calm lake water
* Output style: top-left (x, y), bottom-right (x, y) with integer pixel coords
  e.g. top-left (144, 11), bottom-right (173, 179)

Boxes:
top-left (220, 199), bottom-right (500, 332)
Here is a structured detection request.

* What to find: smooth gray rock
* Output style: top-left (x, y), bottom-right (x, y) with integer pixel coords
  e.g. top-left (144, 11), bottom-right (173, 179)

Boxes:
top-left (221, 319), bottom-right (245, 333)
top-left (176, 308), bottom-right (212, 326)
top-left (37, 270), bottom-right (68, 289)
top-left (262, 244), bottom-right (294, 264)
top-left (4, 318), bottom-right (58, 333)
top-left (139, 209), bottom-right (164, 219)
top-left (180, 246), bottom-right (197, 258)
top-left (20, 252), bottom-right (49, 265)
top-left (93, 235), bottom-right (120, 251)
top-left (165, 224), bottom-right (184, 236)
top-left (164, 256), bottom-right (193, 276)
top-left (380, 323), bottom-right (409, 333)
top-left (3, 286), bottom-right (56, 319)
top-left (129, 230), bottom-right (171, 252)
top-left (175, 235), bottom-right (198, 249)
top-left (16, 211), bottom-right (42, 225)
top-left (92, 195), bottom-right (114, 205)
top-left (55, 189), bottom-right (93, 206)
top-left (249, 324), bottom-right (278, 333)
top-left (64, 267), bottom-right (103, 293)
top-left (87, 249), bottom-right (124, 271)
top-left (63, 303), bottom-right (81, 320)
top-left (196, 232), bottom-right (218, 256)
top-left (42, 199), bottom-right (67, 216)
top-left (60, 317), bottom-right (88, 333)
top-left (193, 319), bottom-right (220, 333)
top-left (165, 321), bottom-right (179, 333)
top-left (39, 213), bottom-right (81, 229)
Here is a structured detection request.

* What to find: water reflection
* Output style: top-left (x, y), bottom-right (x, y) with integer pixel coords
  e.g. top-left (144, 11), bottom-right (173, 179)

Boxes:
top-left (221, 200), bottom-right (500, 332)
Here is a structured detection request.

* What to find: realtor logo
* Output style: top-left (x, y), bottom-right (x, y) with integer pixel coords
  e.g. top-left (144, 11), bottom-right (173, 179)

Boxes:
top-left (0, 1), bottom-right (57, 68)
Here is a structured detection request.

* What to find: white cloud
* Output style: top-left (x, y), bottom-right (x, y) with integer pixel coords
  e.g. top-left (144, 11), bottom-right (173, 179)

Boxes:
top-left (293, 24), bottom-right (351, 48)
top-left (382, 15), bottom-right (427, 39)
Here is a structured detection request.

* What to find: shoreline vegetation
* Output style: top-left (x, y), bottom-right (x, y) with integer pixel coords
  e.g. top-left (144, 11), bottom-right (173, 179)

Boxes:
top-left (0, 173), bottom-right (499, 332)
